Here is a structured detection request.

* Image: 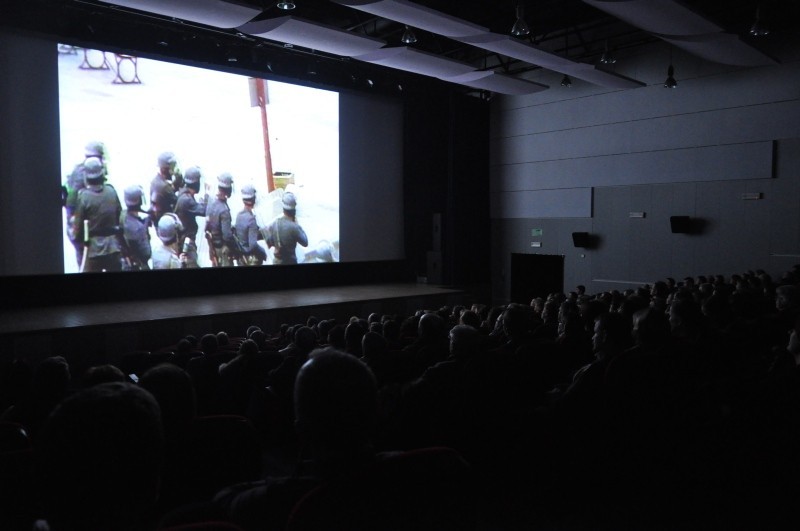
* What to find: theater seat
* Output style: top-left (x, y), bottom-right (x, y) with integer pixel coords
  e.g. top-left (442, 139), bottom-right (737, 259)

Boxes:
top-left (286, 447), bottom-right (476, 531)
top-left (160, 521), bottom-right (244, 531)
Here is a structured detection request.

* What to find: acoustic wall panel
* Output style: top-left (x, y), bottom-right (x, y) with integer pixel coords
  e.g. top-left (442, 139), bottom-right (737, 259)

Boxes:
top-left (492, 62), bottom-right (800, 139)
top-left (490, 188), bottom-right (592, 219)
top-left (492, 141), bottom-right (773, 191)
top-left (491, 100), bottom-right (800, 166)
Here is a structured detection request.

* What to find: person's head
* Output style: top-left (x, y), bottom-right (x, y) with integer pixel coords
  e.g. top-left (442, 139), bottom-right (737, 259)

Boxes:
top-left (249, 329), bottom-right (267, 350)
top-left (776, 284), bottom-right (800, 312)
top-left (382, 319), bottom-right (399, 342)
top-left (158, 151), bottom-right (176, 177)
top-left (282, 191), bottom-right (297, 216)
top-left (294, 348), bottom-right (377, 465)
top-left (344, 322), bottom-right (366, 355)
top-left (592, 312), bottom-right (632, 355)
top-left (123, 185), bottom-right (144, 211)
top-left (37, 382), bottom-right (163, 531)
top-left (361, 331), bottom-right (388, 361)
top-left (669, 298), bottom-right (703, 332)
top-left (631, 308), bottom-right (671, 349)
top-left (449, 324), bottom-right (480, 360)
top-left (157, 212), bottom-right (183, 245)
top-left (502, 304), bottom-right (532, 338)
top-left (238, 338), bottom-right (259, 358)
top-left (459, 309), bottom-right (481, 330)
top-left (175, 338), bottom-right (193, 353)
top-left (295, 326), bottom-right (318, 355)
top-left (217, 173), bottom-right (233, 198)
top-left (241, 184), bottom-right (257, 208)
top-left (138, 364), bottom-right (196, 431)
top-left (183, 166), bottom-right (202, 194)
top-left (32, 356), bottom-right (71, 400)
top-left (82, 156), bottom-right (105, 188)
top-left (317, 319), bottom-right (334, 344)
top-left (216, 331), bottom-right (229, 345)
top-left (82, 364), bottom-right (125, 388)
top-left (417, 312), bottom-right (446, 342)
top-left (327, 324), bottom-right (346, 350)
top-left (84, 140), bottom-right (106, 162)
top-left (199, 333), bottom-right (218, 355)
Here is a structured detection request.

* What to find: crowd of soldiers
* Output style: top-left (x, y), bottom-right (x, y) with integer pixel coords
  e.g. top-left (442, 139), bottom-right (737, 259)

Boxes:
top-left (62, 141), bottom-right (310, 272)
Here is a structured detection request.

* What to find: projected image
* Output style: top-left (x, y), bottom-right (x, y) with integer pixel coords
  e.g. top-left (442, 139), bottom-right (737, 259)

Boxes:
top-left (58, 46), bottom-right (339, 273)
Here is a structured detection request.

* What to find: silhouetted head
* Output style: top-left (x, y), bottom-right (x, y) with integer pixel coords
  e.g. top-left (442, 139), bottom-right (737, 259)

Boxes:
top-left (418, 312), bottom-right (446, 342)
top-left (449, 324), bottom-right (480, 360)
top-left (139, 364), bottom-right (196, 432)
top-left (37, 382), bottom-right (163, 531)
top-left (294, 348), bottom-right (377, 469)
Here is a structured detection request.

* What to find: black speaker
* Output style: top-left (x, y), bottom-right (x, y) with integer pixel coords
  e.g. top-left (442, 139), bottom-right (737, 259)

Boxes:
top-left (670, 216), bottom-right (691, 234)
top-left (432, 213), bottom-right (442, 252)
top-left (571, 232), bottom-right (590, 248)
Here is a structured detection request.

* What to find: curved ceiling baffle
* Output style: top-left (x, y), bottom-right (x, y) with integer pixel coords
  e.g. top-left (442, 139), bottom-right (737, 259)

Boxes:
top-left (99, 0), bottom-right (263, 28)
top-left (236, 17), bottom-right (548, 95)
top-left (457, 32), bottom-right (645, 89)
top-left (582, 0), bottom-right (778, 66)
top-left (98, 0), bottom-right (546, 95)
top-left (334, 0), bottom-right (646, 89)
top-left (237, 16), bottom-right (388, 57)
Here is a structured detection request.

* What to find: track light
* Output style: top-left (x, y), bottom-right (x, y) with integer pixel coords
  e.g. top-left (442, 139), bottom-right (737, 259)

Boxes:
top-left (561, 74), bottom-right (572, 87)
top-left (277, 1), bottom-right (296, 10)
top-left (510, 3), bottom-right (530, 37)
top-left (664, 46), bottom-right (677, 88)
top-left (401, 25), bottom-right (418, 45)
top-left (599, 40), bottom-right (616, 64)
top-left (664, 65), bottom-right (677, 88)
top-left (750, 5), bottom-right (769, 36)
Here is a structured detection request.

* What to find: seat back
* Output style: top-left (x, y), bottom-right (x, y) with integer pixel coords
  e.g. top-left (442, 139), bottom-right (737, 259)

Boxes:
top-left (287, 447), bottom-right (476, 531)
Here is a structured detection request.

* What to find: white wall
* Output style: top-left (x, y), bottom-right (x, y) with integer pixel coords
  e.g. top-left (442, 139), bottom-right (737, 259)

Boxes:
top-left (490, 39), bottom-right (800, 302)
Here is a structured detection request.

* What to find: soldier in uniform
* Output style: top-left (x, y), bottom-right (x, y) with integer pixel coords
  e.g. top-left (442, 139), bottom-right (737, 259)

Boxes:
top-left (120, 185), bottom-right (152, 270)
top-left (174, 166), bottom-right (208, 268)
top-left (72, 157), bottom-right (123, 273)
top-left (205, 173), bottom-right (237, 267)
top-left (234, 184), bottom-right (267, 266)
top-left (266, 192), bottom-right (308, 265)
top-left (149, 152), bottom-right (181, 224)
top-left (152, 213), bottom-right (185, 270)
top-left (63, 141), bottom-right (107, 269)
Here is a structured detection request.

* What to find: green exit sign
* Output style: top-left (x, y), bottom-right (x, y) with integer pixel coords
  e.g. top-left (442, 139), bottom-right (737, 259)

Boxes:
top-left (531, 229), bottom-right (543, 237)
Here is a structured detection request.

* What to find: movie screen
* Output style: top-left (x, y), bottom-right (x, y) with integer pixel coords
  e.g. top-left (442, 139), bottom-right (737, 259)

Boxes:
top-left (58, 45), bottom-right (340, 273)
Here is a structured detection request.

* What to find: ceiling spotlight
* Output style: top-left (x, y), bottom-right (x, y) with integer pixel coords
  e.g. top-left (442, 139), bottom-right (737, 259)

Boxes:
top-left (664, 46), bottom-right (677, 88)
top-left (401, 25), bottom-right (418, 45)
top-left (277, 1), bottom-right (296, 10)
top-left (510, 3), bottom-right (530, 37)
top-left (664, 65), bottom-right (677, 88)
top-left (599, 40), bottom-right (616, 64)
top-left (750, 5), bottom-right (770, 36)
top-left (560, 74), bottom-right (572, 87)
top-left (366, 79), bottom-right (374, 88)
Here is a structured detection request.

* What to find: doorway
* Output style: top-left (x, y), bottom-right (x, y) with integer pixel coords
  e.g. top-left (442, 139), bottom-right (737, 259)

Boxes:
top-left (510, 253), bottom-right (565, 303)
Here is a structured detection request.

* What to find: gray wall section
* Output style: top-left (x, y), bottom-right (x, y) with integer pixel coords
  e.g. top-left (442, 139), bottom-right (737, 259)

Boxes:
top-left (490, 39), bottom-right (800, 304)
top-left (0, 31), bottom-right (63, 276)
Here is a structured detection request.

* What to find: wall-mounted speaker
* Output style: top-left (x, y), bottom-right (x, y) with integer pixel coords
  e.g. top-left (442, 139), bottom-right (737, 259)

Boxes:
top-left (572, 232), bottom-right (590, 248)
top-left (670, 216), bottom-right (691, 234)
top-left (432, 213), bottom-right (442, 252)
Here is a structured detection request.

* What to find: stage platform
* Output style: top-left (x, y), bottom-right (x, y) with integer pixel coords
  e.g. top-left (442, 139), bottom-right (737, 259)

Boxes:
top-left (0, 283), bottom-right (467, 371)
